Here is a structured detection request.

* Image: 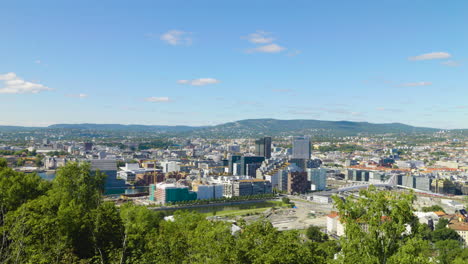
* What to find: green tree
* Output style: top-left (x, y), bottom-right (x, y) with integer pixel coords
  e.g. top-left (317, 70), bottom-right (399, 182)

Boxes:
top-left (306, 225), bottom-right (328, 243)
top-left (435, 240), bottom-right (464, 264)
top-left (119, 203), bottom-right (165, 263)
top-left (332, 186), bottom-right (427, 263)
top-left (4, 162), bottom-right (108, 262)
top-left (432, 218), bottom-right (461, 242)
top-left (0, 158), bottom-right (7, 168)
top-left (15, 158), bottom-right (25, 167)
top-left (421, 205), bottom-right (445, 213)
top-left (93, 202), bottom-right (124, 263)
top-left (387, 237), bottom-right (432, 264)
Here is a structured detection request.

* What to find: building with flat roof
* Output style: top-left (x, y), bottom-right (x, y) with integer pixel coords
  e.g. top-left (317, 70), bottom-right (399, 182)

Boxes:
top-left (255, 137), bottom-right (272, 159)
top-left (221, 178), bottom-right (272, 198)
top-left (287, 171), bottom-right (308, 194)
top-left (307, 168), bottom-right (327, 191)
top-left (292, 136), bottom-right (311, 160)
top-left (90, 159), bottom-right (126, 195)
top-left (150, 183), bottom-right (197, 204)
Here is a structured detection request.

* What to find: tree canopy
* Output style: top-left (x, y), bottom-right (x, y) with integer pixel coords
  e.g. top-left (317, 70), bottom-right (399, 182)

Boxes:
top-left (0, 164), bottom-right (466, 263)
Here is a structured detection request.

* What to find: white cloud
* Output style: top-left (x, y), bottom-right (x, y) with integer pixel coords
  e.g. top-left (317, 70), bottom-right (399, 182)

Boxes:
top-left (0, 72), bottom-right (53, 94)
top-left (287, 50), bottom-right (301, 57)
top-left (145, 97), bottom-right (170, 102)
top-left (35, 60), bottom-right (41, 64)
top-left (441, 60), bottom-right (460, 67)
top-left (177, 78), bottom-right (220, 86)
top-left (400, 81), bottom-right (432, 87)
top-left (66, 93), bottom-right (88, 98)
top-left (160, 30), bottom-right (192, 46)
top-left (408, 52), bottom-right (451, 61)
top-left (243, 31), bottom-right (275, 44)
top-left (247, 44), bottom-right (286, 53)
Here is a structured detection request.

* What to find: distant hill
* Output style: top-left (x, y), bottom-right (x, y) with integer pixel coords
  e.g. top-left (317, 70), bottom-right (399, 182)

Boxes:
top-left (188, 119), bottom-right (439, 137)
top-left (47, 123), bottom-right (202, 132)
top-left (0, 119), bottom-right (441, 137)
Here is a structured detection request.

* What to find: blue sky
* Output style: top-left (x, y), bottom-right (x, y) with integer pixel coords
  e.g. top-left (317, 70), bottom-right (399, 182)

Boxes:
top-left (1, 0), bottom-right (467, 128)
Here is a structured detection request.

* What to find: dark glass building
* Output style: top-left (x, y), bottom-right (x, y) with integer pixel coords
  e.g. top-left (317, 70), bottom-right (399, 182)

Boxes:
top-left (255, 137), bottom-right (272, 159)
top-left (240, 156), bottom-right (265, 176)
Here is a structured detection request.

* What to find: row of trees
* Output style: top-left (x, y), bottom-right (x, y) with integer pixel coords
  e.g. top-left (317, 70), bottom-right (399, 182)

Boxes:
top-left (1, 160), bottom-right (467, 263)
top-left (0, 161), bottom-right (339, 263)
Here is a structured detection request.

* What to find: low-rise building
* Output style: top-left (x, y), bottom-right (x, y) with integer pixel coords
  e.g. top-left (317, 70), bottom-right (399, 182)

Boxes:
top-left (149, 183), bottom-right (197, 204)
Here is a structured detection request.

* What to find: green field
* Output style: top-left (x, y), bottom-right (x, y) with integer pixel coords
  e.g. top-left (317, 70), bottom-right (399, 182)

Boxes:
top-left (163, 200), bottom-right (288, 217)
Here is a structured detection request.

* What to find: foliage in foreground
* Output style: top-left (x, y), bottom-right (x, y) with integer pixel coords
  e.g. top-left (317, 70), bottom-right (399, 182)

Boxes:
top-left (332, 186), bottom-right (466, 264)
top-left (0, 162), bottom-right (466, 263)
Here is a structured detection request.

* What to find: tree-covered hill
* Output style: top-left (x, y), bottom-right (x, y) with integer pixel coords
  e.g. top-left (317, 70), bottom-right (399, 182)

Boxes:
top-left (0, 118), bottom-right (441, 137)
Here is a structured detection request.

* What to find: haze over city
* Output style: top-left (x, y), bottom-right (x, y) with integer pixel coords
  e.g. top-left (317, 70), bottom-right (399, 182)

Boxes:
top-left (1, 0), bottom-right (468, 128)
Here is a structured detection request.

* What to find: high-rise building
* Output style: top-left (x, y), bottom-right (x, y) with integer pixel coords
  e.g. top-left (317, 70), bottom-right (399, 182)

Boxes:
top-left (228, 155), bottom-right (242, 174)
top-left (292, 136), bottom-right (311, 159)
top-left (255, 137), bottom-right (272, 159)
top-left (240, 156), bottom-right (265, 176)
top-left (307, 168), bottom-right (327, 191)
top-left (84, 142), bottom-right (93, 152)
top-left (289, 158), bottom-right (307, 171)
top-left (287, 171), bottom-right (308, 194)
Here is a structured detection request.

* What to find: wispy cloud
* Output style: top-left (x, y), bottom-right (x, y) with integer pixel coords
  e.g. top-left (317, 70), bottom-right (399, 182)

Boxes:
top-left (408, 52), bottom-right (451, 61)
top-left (242, 31), bottom-right (274, 44)
top-left (66, 93), bottom-right (88, 98)
top-left (177, 78), bottom-right (220, 86)
top-left (287, 50), bottom-right (301, 57)
top-left (242, 31), bottom-right (287, 54)
top-left (160, 30), bottom-right (192, 46)
top-left (145, 97), bottom-right (171, 102)
top-left (0, 72), bottom-right (53, 94)
top-left (441, 60), bottom-right (460, 67)
top-left (246, 44), bottom-right (286, 53)
top-left (400, 81), bottom-right (432, 87)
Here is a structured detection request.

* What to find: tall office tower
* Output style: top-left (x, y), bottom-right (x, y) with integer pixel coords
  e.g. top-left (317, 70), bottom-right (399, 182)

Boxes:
top-left (287, 171), bottom-right (308, 194)
top-left (255, 137), bottom-right (272, 159)
top-left (229, 155), bottom-right (242, 174)
top-left (84, 142), bottom-right (93, 152)
top-left (292, 136), bottom-right (311, 159)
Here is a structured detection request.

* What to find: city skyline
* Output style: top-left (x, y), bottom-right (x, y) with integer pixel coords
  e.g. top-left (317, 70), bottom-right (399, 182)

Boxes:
top-left (1, 1), bottom-right (468, 128)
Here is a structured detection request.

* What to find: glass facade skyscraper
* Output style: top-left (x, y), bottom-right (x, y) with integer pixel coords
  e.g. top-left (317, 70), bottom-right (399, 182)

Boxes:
top-left (292, 136), bottom-right (311, 160)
